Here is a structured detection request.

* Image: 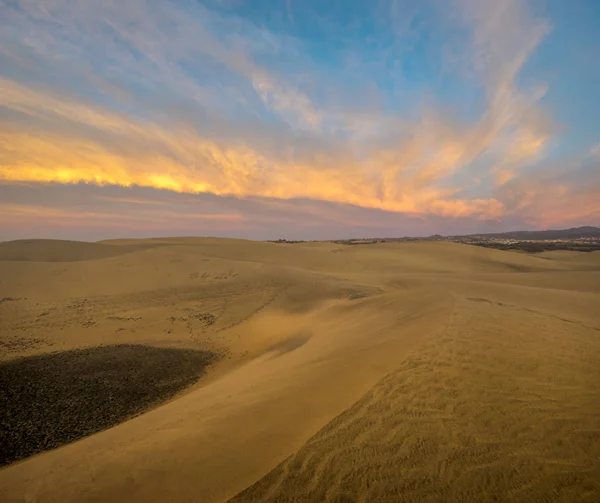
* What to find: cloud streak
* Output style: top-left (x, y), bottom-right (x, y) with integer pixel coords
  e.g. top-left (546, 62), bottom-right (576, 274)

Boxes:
top-left (0, 0), bottom-right (598, 238)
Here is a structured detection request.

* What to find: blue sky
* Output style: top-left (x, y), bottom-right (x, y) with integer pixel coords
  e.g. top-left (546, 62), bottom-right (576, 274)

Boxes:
top-left (0, 0), bottom-right (598, 240)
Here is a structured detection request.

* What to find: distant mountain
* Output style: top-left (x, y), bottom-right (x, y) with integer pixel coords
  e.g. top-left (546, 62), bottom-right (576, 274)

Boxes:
top-left (458, 226), bottom-right (600, 241)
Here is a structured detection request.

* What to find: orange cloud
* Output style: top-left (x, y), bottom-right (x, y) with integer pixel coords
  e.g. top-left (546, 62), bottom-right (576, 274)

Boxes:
top-left (493, 126), bottom-right (550, 185)
top-left (0, 203), bottom-right (244, 232)
top-left (0, 0), bottom-right (565, 226)
top-left (428, 198), bottom-right (505, 219)
top-left (0, 78), bottom-right (511, 220)
top-left (495, 154), bottom-right (600, 229)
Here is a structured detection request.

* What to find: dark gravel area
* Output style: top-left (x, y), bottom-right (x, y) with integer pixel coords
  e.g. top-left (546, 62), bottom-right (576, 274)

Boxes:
top-left (0, 344), bottom-right (216, 466)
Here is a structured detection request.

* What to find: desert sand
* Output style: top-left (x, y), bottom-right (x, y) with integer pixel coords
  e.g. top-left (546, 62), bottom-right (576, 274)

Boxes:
top-left (0, 237), bottom-right (599, 502)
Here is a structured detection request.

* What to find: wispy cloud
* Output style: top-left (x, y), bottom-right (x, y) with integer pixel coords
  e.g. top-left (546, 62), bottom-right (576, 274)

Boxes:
top-left (0, 0), bottom-right (598, 238)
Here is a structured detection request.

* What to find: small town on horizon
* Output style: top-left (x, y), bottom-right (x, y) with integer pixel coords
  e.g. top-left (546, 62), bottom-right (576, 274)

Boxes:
top-left (271, 225), bottom-right (600, 253)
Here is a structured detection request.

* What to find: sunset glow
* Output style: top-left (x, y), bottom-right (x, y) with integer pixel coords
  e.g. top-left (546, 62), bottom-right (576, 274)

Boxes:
top-left (1, 0), bottom-right (599, 239)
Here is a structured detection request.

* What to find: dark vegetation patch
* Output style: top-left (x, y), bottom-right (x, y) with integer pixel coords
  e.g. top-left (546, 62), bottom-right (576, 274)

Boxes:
top-left (467, 297), bottom-right (492, 303)
top-left (269, 239), bottom-right (307, 244)
top-left (0, 297), bottom-right (21, 305)
top-left (467, 241), bottom-right (600, 253)
top-left (0, 344), bottom-right (216, 466)
top-left (347, 291), bottom-right (370, 300)
top-left (0, 335), bottom-right (51, 352)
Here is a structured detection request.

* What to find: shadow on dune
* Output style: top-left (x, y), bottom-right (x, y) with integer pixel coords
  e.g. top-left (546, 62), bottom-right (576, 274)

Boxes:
top-left (0, 344), bottom-right (216, 466)
top-left (266, 332), bottom-right (312, 357)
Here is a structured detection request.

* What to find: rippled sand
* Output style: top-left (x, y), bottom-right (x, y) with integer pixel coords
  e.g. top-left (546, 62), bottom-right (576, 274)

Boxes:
top-left (0, 238), bottom-right (599, 502)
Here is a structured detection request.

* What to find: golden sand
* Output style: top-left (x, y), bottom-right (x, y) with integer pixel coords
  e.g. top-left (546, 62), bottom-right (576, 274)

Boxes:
top-left (0, 238), bottom-right (599, 502)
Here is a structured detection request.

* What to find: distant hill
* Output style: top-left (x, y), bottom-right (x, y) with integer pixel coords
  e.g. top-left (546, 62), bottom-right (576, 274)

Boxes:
top-left (460, 226), bottom-right (600, 241)
top-left (0, 239), bottom-right (149, 262)
top-left (336, 226), bottom-right (600, 244)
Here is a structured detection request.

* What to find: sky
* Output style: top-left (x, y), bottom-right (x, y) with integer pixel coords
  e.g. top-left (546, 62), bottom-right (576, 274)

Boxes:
top-left (1, 0), bottom-right (599, 241)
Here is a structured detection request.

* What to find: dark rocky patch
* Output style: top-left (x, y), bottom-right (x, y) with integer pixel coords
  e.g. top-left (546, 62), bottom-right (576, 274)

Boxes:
top-left (0, 297), bottom-right (20, 305)
top-left (0, 335), bottom-right (51, 352)
top-left (0, 344), bottom-right (216, 466)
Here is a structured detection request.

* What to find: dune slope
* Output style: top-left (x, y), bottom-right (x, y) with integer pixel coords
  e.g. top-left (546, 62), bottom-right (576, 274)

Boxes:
top-left (233, 294), bottom-right (600, 502)
top-left (0, 238), bottom-right (599, 503)
top-left (0, 239), bottom-right (152, 262)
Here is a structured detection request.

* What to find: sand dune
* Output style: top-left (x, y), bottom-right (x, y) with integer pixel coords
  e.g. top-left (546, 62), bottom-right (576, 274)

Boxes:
top-left (0, 239), bottom-right (152, 262)
top-left (234, 296), bottom-right (600, 502)
top-left (0, 239), bottom-right (599, 502)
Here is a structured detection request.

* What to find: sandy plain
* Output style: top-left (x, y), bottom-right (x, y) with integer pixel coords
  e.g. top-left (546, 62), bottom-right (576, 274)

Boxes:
top-left (0, 237), bottom-right (599, 502)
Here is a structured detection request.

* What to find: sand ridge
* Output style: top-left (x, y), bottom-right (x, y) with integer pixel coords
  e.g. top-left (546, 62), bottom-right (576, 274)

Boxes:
top-left (0, 238), bottom-right (599, 502)
top-left (233, 295), bottom-right (600, 502)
